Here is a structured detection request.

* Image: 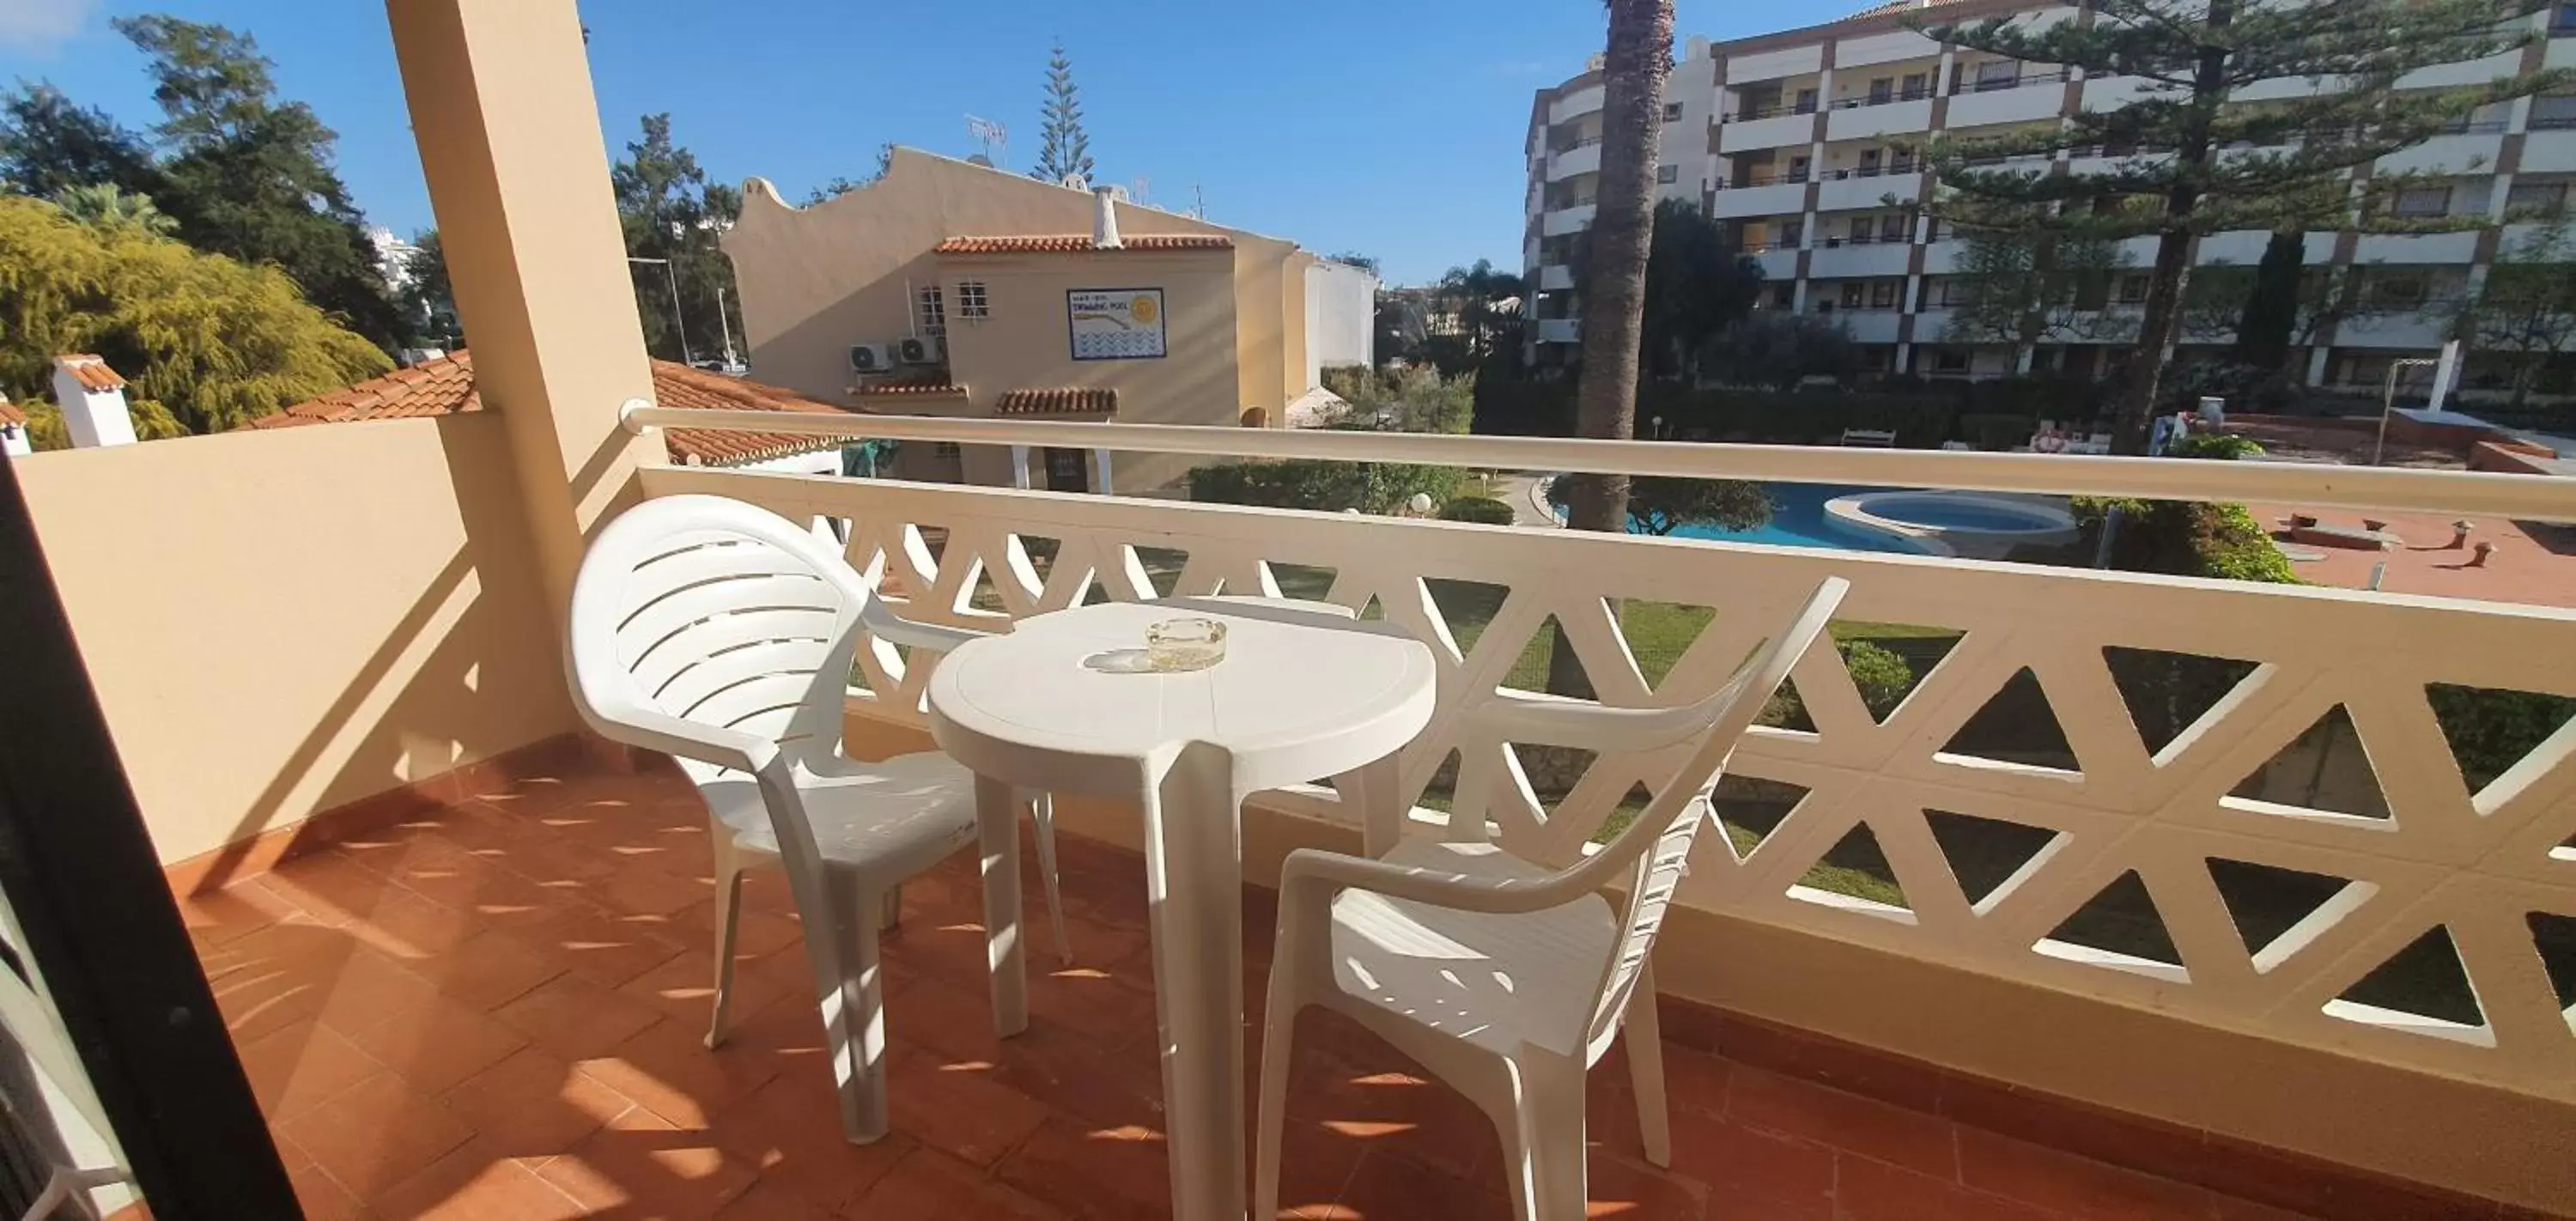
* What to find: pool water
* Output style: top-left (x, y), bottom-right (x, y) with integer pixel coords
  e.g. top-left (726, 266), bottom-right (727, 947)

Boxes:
top-left (1864, 495), bottom-right (2062, 533)
top-left (1657, 483), bottom-right (1927, 554)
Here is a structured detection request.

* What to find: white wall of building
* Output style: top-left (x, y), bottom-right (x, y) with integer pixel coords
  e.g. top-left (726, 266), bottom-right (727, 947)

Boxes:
top-left (1307, 258), bottom-right (1378, 375)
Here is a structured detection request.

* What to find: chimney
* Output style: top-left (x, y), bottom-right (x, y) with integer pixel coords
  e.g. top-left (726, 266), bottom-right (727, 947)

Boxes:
top-left (0, 395), bottom-right (27, 459)
top-left (52, 355), bottom-right (137, 448)
top-left (1092, 186), bottom-right (1123, 250)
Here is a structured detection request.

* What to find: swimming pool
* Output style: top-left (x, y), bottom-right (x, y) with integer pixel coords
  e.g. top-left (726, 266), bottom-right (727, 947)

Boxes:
top-left (1657, 483), bottom-right (1930, 554)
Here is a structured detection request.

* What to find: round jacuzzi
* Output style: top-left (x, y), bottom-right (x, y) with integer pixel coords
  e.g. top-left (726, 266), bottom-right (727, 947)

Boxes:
top-left (1823, 490), bottom-right (2079, 558)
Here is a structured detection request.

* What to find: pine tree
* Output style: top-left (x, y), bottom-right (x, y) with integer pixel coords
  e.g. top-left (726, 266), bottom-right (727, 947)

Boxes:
top-left (2231, 230), bottom-right (2308, 370)
top-left (1032, 40), bottom-right (1095, 185)
top-left (611, 114), bottom-right (744, 365)
top-left (1912, 0), bottom-right (2570, 452)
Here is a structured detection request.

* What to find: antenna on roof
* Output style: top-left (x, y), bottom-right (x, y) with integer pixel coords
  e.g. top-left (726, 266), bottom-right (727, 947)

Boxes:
top-left (1128, 176), bottom-right (1150, 206)
top-left (1190, 184), bottom-right (1206, 220)
top-left (965, 114), bottom-right (1008, 167)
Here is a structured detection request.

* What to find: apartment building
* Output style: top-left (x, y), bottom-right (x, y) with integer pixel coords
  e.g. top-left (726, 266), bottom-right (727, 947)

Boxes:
top-left (1523, 0), bottom-right (2576, 388)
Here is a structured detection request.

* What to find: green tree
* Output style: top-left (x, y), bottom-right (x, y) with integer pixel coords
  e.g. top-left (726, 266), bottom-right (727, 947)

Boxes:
top-left (2231, 230), bottom-right (2307, 369)
top-left (1938, 229), bottom-right (2136, 373)
top-left (112, 15), bottom-right (404, 352)
top-left (0, 195), bottom-right (391, 437)
top-left (1700, 311), bottom-right (1855, 390)
top-left (50, 183), bottom-right (179, 237)
top-left (1032, 40), bottom-right (1095, 185)
top-left (2457, 220), bottom-right (2576, 407)
top-left (0, 84), bottom-right (161, 200)
top-left (612, 113), bottom-right (744, 365)
top-left (400, 228), bottom-right (460, 348)
top-left (805, 143), bottom-right (895, 205)
top-left (1552, 475), bottom-right (1773, 536)
top-left (1639, 198), bottom-right (1764, 380)
top-left (1913, 0), bottom-right (2569, 453)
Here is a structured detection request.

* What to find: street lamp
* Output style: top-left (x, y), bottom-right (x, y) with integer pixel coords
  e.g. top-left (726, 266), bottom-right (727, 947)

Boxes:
top-left (2374, 357), bottom-right (2441, 466)
top-left (628, 257), bottom-right (693, 366)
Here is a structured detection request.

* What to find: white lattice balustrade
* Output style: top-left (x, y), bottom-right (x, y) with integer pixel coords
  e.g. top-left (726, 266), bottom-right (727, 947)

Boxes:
top-left (639, 464), bottom-right (2576, 1104)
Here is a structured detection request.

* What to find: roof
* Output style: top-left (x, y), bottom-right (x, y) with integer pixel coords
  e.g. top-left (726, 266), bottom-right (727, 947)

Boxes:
top-left (1844, 0), bottom-right (1964, 18)
top-left (240, 352), bottom-right (868, 467)
top-left (850, 376), bottom-right (970, 400)
top-left (934, 234), bottom-right (1234, 255)
top-left (0, 397), bottom-right (21, 428)
top-left (56, 355), bottom-right (127, 392)
top-left (995, 387), bottom-right (1118, 416)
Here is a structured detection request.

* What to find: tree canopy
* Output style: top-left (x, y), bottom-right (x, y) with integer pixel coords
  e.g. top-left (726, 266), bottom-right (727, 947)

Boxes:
top-left (1938, 230), bottom-right (2137, 367)
top-left (612, 113), bottom-right (744, 366)
top-left (1700, 311), bottom-right (1855, 390)
top-left (1032, 41), bottom-right (1096, 185)
top-left (1638, 198), bottom-right (1764, 380)
top-left (0, 195), bottom-right (392, 440)
top-left (0, 85), bottom-right (160, 201)
top-left (1546, 474), bottom-right (1772, 536)
top-left (2457, 220), bottom-right (2576, 405)
top-left (1913, 0), bottom-right (2570, 448)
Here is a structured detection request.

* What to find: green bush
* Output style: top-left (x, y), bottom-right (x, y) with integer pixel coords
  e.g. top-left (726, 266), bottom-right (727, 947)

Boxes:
top-left (2073, 497), bottom-right (2300, 585)
top-left (1438, 495), bottom-right (1517, 525)
top-left (1760, 639), bottom-right (1916, 728)
top-left (1186, 459), bottom-right (1473, 514)
top-left (2169, 432), bottom-right (2265, 461)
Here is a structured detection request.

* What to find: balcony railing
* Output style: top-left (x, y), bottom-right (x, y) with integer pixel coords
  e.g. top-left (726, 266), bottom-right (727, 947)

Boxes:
top-left (1954, 67), bottom-right (2074, 94)
top-left (1824, 162), bottom-right (1918, 179)
top-left (1831, 86), bottom-right (1934, 110)
top-left (1820, 231), bottom-right (1911, 246)
top-left (1724, 168), bottom-right (1812, 188)
top-left (622, 407), bottom-right (2576, 1121)
top-left (1722, 101), bottom-right (1820, 123)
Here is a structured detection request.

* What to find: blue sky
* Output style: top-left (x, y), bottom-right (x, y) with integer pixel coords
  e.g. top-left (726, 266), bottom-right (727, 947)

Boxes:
top-left (1, 0), bottom-right (1856, 285)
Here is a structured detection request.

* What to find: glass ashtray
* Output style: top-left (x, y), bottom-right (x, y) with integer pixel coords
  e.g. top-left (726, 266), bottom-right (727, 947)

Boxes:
top-left (1145, 617), bottom-right (1227, 672)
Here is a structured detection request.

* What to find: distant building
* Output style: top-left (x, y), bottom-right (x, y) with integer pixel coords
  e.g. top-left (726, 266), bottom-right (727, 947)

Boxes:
top-left (723, 149), bottom-right (1376, 491)
top-left (0, 396), bottom-right (27, 458)
top-left (1522, 2), bottom-right (2576, 388)
top-left (371, 227), bottom-right (422, 295)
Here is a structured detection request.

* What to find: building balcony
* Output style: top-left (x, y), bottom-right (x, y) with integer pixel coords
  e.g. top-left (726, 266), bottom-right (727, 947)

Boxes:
top-left (1541, 204), bottom-right (1597, 237)
top-left (1718, 111), bottom-right (1819, 153)
top-left (1549, 82), bottom-right (1605, 125)
top-left (1826, 97), bottom-right (1934, 142)
top-left (1821, 306), bottom-right (1905, 343)
top-left (2196, 230), bottom-right (2337, 265)
top-left (1816, 168), bottom-right (1923, 212)
top-left (1808, 239), bottom-right (1913, 278)
top-left (1547, 139), bottom-right (1603, 181)
top-left (1538, 263), bottom-right (1577, 292)
top-left (1535, 316), bottom-right (1582, 343)
top-left (2376, 132), bottom-right (2505, 175)
top-left (1709, 179), bottom-right (1809, 219)
top-left (2354, 230), bottom-right (2482, 264)
top-left (9, 5), bottom-right (2576, 1219)
top-left (2334, 309), bottom-right (2458, 349)
top-left (1752, 246), bottom-right (1802, 280)
top-left (1945, 78), bottom-right (2067, 128)
top-left (2521, 128), bottom-right (2576, 173)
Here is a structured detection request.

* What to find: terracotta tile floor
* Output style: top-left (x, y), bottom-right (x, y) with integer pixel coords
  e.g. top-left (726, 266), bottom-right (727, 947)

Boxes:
top-left (178, 759), bottom-right (2329, 1220)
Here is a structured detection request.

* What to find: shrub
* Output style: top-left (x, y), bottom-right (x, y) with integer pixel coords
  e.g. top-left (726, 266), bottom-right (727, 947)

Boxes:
top-left (1186, 459), bottom-right (1473, 514)
top-left (1760, 639), bottom-right (1916, 728)
top-left (2168, 432), bottom-right (2265, 461)
top-left (2073, 497), bottom-right (2301, 585)
top-left (1438, 495), bottom-right (1517, 525)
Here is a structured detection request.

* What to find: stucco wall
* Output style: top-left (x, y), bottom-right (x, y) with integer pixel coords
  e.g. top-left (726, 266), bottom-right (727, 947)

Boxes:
top-left (941, 248), bottom-right (1238, 493)
top-left (1309, 258), bottom-right (1378, 372)
top-left (724, 149), bottom-right (1305, 455)
top-left (15, 415), bottom-right (574, 866)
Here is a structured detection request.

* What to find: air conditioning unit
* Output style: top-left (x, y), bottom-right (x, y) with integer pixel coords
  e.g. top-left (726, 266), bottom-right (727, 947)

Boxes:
top-left (897, 336), bottom-right (945, 364)
top-left (848, 343), bottom-right (896, 373)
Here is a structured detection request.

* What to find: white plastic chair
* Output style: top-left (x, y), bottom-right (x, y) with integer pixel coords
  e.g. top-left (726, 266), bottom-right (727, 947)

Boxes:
top-left (566, 494), bottom-right (1068, 1144)
top-left (1253, 576), bottom-right (1850, 1221)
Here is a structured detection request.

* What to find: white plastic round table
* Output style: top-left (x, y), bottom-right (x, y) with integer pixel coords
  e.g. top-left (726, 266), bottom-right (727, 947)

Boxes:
top-left (927, 598), bottom-right (1437, 1221)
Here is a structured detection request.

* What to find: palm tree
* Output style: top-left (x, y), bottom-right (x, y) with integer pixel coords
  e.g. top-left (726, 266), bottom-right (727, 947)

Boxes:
top-left (50, 183), bottom-right (179, 237)
top-left (1550, 0), bottom-right (1674, 696)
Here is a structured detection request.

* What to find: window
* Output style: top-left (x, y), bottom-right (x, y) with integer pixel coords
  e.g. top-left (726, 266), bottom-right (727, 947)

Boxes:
top-left (1976, 60), bottom-right (2020, 91)
top-left (1868, 77), bottom-right (1893, 105)
top-left (2370, 272), bottom-right (2429, 307)
top-left (915, 285), bottom-right (947, 337)
top-left (1840, 282), bottom-right (1866, 307)
top-left (1880, 213), bottom-right (1909, 241)
top-left (1657, 164), bottom-right (1681, 184)
top-left (1932, 349), bottom-right (1971, 374)
top-left (1901, 72), bottom-right (1929, 100)
top-left (2117, 275), bottom-right (2148, 304)
top-left (1664, 101), bottom-right (1685, 123)
top-left (1788, 156), bottom-right (1811, 181)
top-left (1771, 282), bottom-right (1795, 307)
top-left (932, 441), bottom-right (963, 461)
top-left (1794, 88), bottom-right (1819, 114)
top-left (2509, 179), bottom-right (2568, 213)
top-left (956, 280), bottom-right (990, 320)
top-left (1848, 216), bottom-right (1873, 241)
top-left (1870, 280), bottom-right (1899, 308)
top-left (2534, 94), bottom-right (2576, 130)
top-left (1891, 149), bottom-right (1916, 173)
top-left (2391, 185), bottom-right (2451, 218)
top-left (1780, 219), bottom-right (1805, 246)
top-left (2555, 0), bottom-right (2576, 33)
top-left (1859, 149), bottom-right (1882, 174)
top-left (1935, 277), bottom-right (1972, 307)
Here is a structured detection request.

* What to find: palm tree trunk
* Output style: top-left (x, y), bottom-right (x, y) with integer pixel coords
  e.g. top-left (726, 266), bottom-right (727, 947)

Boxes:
top-left (1551, 0), bottom-right (1674, 699)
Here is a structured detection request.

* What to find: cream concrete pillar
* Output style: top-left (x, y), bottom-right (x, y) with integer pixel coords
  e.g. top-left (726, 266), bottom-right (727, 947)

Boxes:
top-left (386, 0), bottom-right (661, 625)
top-left (1008, 445), bottom-right (1033, 490)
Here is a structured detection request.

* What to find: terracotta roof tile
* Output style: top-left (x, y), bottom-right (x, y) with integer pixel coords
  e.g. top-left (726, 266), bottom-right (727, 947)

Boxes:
top-left (995, 387), bottom-right (1118, 416)
top-left (0, 397), bottom-right (21, 428)
top-left (934, 234), bottom-right (1233, 255)
top-left (56, 355), bottom-right (127, 392)
top-left (236, 351), bottom-right (866, 467)
top-left (850, 376), bottom-right (969, 398)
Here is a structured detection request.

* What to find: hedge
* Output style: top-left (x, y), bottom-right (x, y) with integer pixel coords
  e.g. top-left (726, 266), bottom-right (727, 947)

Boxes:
top-left (1438, 495), bottom-right (1518, 525)
top-left (1471, 374), bottom-right (2113, 447)
top-left (1185, 459), bottom-right (1474, 514)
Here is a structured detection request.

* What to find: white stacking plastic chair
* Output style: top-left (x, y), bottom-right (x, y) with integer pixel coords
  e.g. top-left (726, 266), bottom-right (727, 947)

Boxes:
top-left (566, 494), bottom-right (1068, 1144)
top-left (1254, 576), bottom-right (1850, 1221)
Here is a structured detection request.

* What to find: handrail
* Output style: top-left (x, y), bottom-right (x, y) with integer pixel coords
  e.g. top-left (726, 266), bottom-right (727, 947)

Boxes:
top-left (621, 403), bottom-right (2576, 522)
